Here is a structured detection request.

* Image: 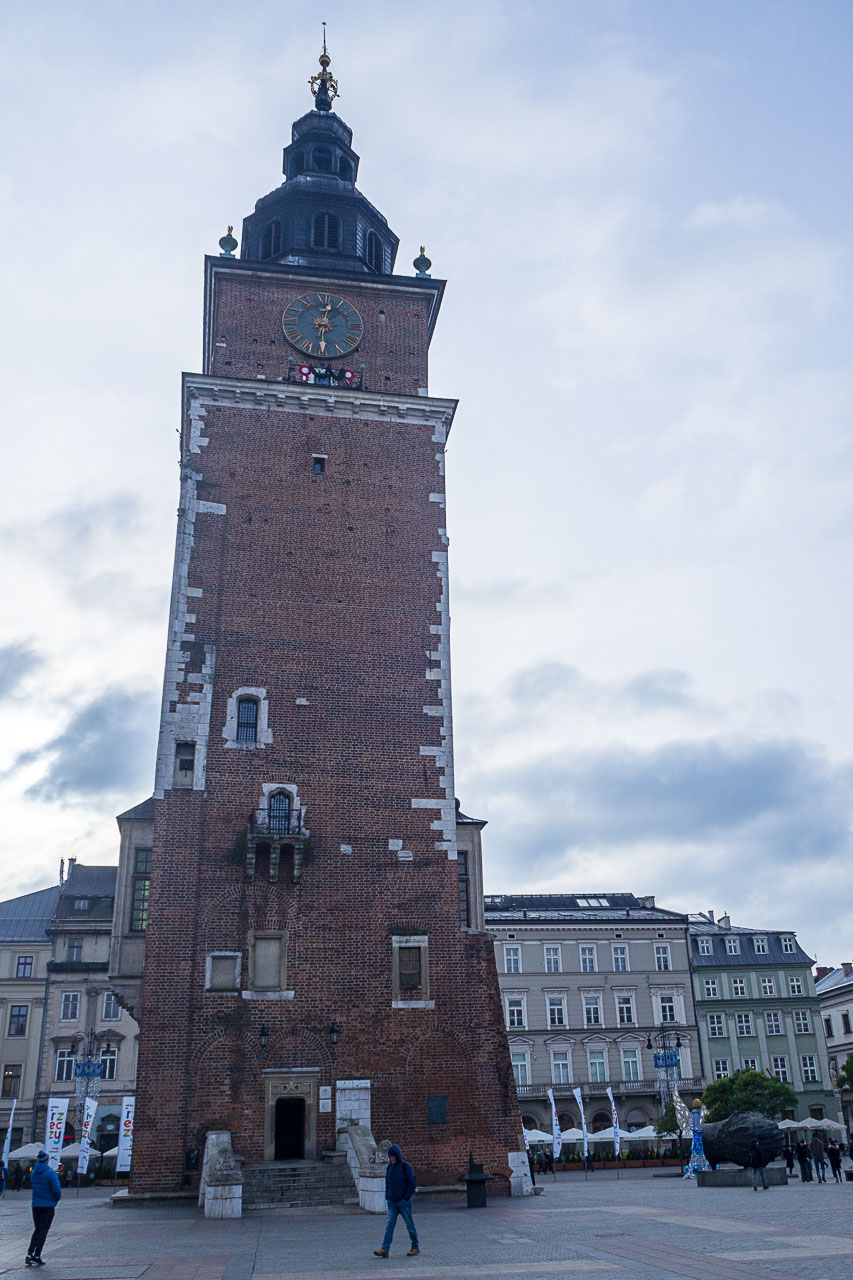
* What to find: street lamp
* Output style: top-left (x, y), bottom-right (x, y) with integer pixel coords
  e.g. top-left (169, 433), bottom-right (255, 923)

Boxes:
top-left (647, 1024), bottom-right (684, 1172)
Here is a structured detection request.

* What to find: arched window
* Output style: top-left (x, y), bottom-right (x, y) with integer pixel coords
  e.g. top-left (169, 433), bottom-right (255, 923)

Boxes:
top-left (261, 221), bottom-right (281, 259)
top-left (366, 230), bottom-right (382, 273)
top-left (312, 211), bottom-right (341, 251)
top-left (236, 697), bottom-right (259, 743)
top-left (338, 156), bottom-right (353, 182)
top-left (313, 147), bottom-right (333, 172)
top-left (268, 791), bottom-right (292, 836)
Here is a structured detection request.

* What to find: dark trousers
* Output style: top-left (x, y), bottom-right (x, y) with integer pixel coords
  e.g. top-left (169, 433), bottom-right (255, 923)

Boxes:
top-left (29, 1206), bottom-right (55, 1258)
top-left (752, 1165), bottom-right (767, 1189)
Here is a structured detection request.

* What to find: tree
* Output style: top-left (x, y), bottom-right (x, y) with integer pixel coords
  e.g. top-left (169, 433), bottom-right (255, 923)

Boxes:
top-left (834, 1054), bottom-right (853, 1092)
top-left (701, 1068), bottom-right (797, 1123)
top-left (655, 1100), bottom-right (679, 1135)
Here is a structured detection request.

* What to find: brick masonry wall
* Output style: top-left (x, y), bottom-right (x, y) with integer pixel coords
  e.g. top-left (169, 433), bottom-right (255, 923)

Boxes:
top-left (131, 263), bottom-right (522, 1194)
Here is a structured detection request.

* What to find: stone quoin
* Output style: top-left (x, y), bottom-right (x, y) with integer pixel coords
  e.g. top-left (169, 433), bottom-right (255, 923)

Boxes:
top-left (127, 40), bottom-right (525, 1197)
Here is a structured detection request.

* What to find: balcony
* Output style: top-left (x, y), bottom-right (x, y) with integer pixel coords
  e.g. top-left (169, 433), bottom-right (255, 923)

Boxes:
top-left (244, 808), bottom-right (309, 883)
top-left (514, 1077), bottom-right (702, 1099)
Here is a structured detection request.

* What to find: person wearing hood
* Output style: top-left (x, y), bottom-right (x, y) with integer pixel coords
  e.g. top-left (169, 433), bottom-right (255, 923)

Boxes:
top-left (373, 1143), bottom-right (419, 1258)
top-left (26, 1151), bottom-right (61, 1267)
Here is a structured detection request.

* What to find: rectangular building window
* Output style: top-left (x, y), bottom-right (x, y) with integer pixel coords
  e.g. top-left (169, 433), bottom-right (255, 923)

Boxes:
top-left (708, 1013), bottom-right (725, 1038)
top-left (781, 936), bottom-right (795, 954)
top-left (427, 1096), bottom-right (447, 1124)
top-left (655, 945), bottom-right (671, 971)
top-left (725, 937), bottom-right (740, 955)
top-left (551, 1050), bottom-right (570, 1084)
top-left (55, 1049), bottom-right (74, 1082)
top-left (766, 1011), bottom-right (783, 1035)
top-left (698, 937), bottom-right (712, 956)
top-left (392, 938), bottom-right (428, 1002)
top-left (252, 935), bottom-right (284, 991)
top-left (580, 946), bottom-right (597, 973)
top-left (704, 978), bottom-right (718, 998)
top-left (621, 1048), bottom-right (640, 1081)
top-left (731, 977), bottom-right (746, 997)
top-left (713, 1059), bottom-right (730, 1080)
top-left (100, 1046), bottom-right (118, 1081)
top-left (793, 1010), bottom-right (811, 1035)
top-left (824, 1015), bottom-right (834, 1038)
top-left (60, 992), bottom-right (80, 1022)
top-left (15, 956), bottom-right (33, 979)
top-left (761, 977), bottom-right (776, 996)
top-left (583, 995), bottom-right (602, 1027)
top-left (206, 953), bottom-right (241, 991)
top-left (398, 948), bottom-right (421, 990)
top-left (130, 874), bottom-right (150, 933)
top-left (67, 938), bottom-right (83, 963)
top-left (510, 1052), bottom-right (529, 1087)
top-left (588, 1050), bottom-right (607, 1083)
top-left (548, 997), bottom-right (566, 1028)
top-left (504, 946), bottom-right (521, 974)
top-left (772, 1055), bottom-right (789, 1082)
top-left (617, 995), bottom-right (635, 1026)
top-left (173, 741), bottom-right (196, 788)
top-left (544, 946), bottom-right (561, 973)
top-left (843, 1013), bottom-right (852, 1036)
top-left (8, 1006), bottom-right (27, 1037)
top-left (1, 1064), bottom-right (22, 1097)
top-left (741, 1057), bottom-right (759, 1071)
top-left (457, 850), bottom-right (471, 928)
top-left (612, 945), bottom-right (629, 972)
top-left (801, 1055), bottom-right (818, 1083)
top-left (506, 998), bottom-right (525, 1029)
top-left (753, 936), bottom-right (768, 954)
top-left (788, 977), bottom-right (803, 996)
top-left (102, 992), bottom-right (121, 1021)
top-left (659, 995), bottom-right (676, 1023)
top-left (736, 1012), bottom-right (753, 1037)
top-left (236, 697), bottom-right (258, 743)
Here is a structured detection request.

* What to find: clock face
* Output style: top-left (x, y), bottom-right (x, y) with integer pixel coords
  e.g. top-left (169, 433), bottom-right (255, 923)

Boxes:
top-left (281, 292), bottom-right (364, 359)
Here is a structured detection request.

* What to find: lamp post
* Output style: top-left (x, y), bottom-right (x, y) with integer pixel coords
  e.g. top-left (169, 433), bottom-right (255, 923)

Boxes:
top-left (647, 1024), bottom-right (684, 1173)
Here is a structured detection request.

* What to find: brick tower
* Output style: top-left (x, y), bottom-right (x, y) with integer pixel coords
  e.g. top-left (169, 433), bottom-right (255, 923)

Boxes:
top-left (130, 44), bottom-right (523, 1196)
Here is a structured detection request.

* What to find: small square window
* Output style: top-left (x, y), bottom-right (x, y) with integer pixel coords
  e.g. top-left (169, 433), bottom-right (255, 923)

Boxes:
top-left (312, 455), bottom-right (326, 474)
top-left (761, 977), bottom-right (776, 996)
top-left (704, 978), bottom-right (718, 998)
top-left (428, 1096), bottom-right (447, 1124)
top-left (753, 936), bottom-right (768, 954)
top-left (781, 936), bottom-right (795, 954)
top-left (207, 953), bottom-right (240, 991)
top-left (731, 977), bottom-right (746, 997)
top-left (788, 977), bottom-right (803, 996)
top-left (713, 1058), bottom-right (730, 1080)
top-left (725, 937), bottom-right (740, 955)
top-left (16, 956), bottom-right (33, 979)
top-left (698, 937), bottom-right (712, 956)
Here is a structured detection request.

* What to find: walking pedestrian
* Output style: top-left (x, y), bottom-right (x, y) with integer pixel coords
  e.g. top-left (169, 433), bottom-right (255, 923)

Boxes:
top-left (809, 1135), bottom-right (827, 1183)
top-left (826, 1138), bottom-right (843, 1184)
top-left (749, 1138), bottom-right (768, 1191)
top-left (0, 1160), bottom-right (7, 1199)
top-left (795, 1139), bottom-right (813, 1182)
top-left (10, 1162), bottom-right (23, 1192)
top-left (26, 1150), bottom-right (61, 1267)
top-left (373, 1144), bottom-right (419, 1259)
top-left (784, 1144), bottom-right (795, 1177)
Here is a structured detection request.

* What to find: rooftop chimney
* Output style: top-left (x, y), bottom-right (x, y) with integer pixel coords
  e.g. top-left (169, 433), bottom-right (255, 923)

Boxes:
top-left (719, 913), bottom-right (731, 929)
top-left (707, 909), bottom-right (715, 923)
top-left (67, 857), bottom-right (77, 875)
top-left (816, 966), bottom-right (833, 981)
top-left (843, 962), bottom-right (853, 978)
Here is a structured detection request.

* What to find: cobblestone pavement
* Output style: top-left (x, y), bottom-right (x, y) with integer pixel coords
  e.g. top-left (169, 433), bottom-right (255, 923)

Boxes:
top-left (0, 1170), bottom-right (850, 1280)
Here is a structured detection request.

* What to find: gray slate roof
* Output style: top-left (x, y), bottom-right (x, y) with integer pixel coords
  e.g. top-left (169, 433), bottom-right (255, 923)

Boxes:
top-left (688, 914), bottom-right (813, 967)
top-left (816, 967), bottom-right (853, 995)
top-left (0, 885), bottom-right (60, 941)
top-left (483, 893), bottom-right (686, 923)
top-left (54, 865), bottom-right (117, 923)
top-left (116, 796), bottom-right (154, 825)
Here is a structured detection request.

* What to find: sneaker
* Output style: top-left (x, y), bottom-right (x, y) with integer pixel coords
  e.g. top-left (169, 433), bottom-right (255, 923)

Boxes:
top-left (32, 1261), bottom-right (46, 1268)
top-left (407, 1248), bottom-right (420, 1256)
top-left (25, 1259), bottom-right (33, 1268)
top-left (373, 1250), bottom-right (389, 1258)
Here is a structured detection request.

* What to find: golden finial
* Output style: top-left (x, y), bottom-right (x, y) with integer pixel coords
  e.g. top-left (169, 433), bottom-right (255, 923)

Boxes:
top-left (310, 22), bottom-right (338, 109)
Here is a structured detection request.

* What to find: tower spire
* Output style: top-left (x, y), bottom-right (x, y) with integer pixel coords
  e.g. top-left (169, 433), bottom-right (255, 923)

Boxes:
top-left (309, 23), bottom-right (339, 112)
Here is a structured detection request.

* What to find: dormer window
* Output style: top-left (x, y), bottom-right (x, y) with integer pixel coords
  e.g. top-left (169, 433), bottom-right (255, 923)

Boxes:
top-left (366, 230), bottom-right (382, 273)
top-left (312, 211), bottom-right (341, 251)
top-left (73, 898), bottom-right (90, 911)
top-left (261, 221), bottom-right (282, 259)
top-left (313, 147), bottom-right (333, 172)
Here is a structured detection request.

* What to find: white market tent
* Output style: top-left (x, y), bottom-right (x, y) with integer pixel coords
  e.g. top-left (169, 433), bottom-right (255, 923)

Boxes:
top-left (522, 1128), bottom-right (553, 1143)
top-left (621, 1126), bottom-right (661, 1141)
top-left (779, 1116), bottom-right (846, 1132)
top-left (6, 1143), bottom-right (44, 1160)
top-left (587, 1126), bottom-right (633, 1143)
top-left (559, 1127), bottom-right (584, 1141)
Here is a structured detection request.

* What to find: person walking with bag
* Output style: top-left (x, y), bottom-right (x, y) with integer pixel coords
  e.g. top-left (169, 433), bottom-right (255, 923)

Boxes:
top-left (26, 1151), bottom-right (61, 1267)
top-left (373, 1144), bottom-right (419, 1258)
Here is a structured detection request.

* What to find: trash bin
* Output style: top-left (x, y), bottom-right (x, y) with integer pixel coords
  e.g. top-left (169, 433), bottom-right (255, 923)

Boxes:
top-left (462, 1151), bottom-right (493, 1208)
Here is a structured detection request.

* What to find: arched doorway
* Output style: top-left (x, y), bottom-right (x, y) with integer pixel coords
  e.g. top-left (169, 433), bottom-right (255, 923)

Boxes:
top-left (274, 1096), bottom-right (305, 1160)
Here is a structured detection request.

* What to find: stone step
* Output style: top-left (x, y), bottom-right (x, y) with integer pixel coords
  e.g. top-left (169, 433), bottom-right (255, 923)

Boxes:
top-left (242, 1158), bottom-right (355, 1207)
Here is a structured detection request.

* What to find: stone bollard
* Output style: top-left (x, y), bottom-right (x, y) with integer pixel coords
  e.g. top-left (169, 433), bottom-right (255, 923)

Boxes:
top-left (199, 1131), bottom-right (243, 1219)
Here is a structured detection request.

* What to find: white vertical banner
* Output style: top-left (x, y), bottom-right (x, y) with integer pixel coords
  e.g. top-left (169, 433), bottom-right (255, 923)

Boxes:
top-left (44, 1097), bottom-right (69, 1170)
top-left (2, 1097), bottom-right (16, 1169)
top-left (77, 1096), bottom-right (98, 1176)
top-left (546, 1088), bottom-right (562, 1161)
top-left (116, 1095), bottom-right (135, 1172)
top-left (606, 1086), bottom-right (621, 1158)
top-left (572, 1086), bottom-right (589, 1160)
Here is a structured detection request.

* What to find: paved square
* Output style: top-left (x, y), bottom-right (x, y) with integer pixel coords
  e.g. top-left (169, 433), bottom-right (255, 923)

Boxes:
top-left (0, 1170), bottom-right (850, 1280)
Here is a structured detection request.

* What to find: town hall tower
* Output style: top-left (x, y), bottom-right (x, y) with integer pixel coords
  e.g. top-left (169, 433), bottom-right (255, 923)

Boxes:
top-left (130, 45), bottom-right (523, 1195)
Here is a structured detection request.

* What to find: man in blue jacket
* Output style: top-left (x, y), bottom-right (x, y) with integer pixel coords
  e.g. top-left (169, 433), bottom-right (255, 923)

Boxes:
top-left (27, 1151), bottom-right (61, 1267)
top-left (373, 1144), bottom-right (419, 1258)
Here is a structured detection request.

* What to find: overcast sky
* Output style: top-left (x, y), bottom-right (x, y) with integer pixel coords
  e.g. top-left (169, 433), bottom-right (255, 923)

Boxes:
top-left (2, 0), bottom-right (852, 963)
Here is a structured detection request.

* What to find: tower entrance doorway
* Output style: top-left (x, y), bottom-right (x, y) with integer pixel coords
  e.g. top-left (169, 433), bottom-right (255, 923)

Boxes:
top-left (274, 1096), bottom-right (305, 1160)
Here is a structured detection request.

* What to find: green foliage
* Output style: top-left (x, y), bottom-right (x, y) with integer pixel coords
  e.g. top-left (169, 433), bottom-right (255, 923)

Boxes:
top-left (835, 1054), bottom-right (853, 1092)
top-left (701, 1068), bottom-right (797, 1123)
top-left (656, 1100), bottom-right (679, 1136)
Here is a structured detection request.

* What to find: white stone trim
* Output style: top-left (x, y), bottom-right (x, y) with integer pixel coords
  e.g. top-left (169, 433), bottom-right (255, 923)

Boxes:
top-left (222, 686), bottom-right (273, 749)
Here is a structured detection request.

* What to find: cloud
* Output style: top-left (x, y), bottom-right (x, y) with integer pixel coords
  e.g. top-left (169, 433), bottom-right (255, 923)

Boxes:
top-left (18, 688), bottom-right (158, 803)
top-left (0, 642), bottom-right (43, 701)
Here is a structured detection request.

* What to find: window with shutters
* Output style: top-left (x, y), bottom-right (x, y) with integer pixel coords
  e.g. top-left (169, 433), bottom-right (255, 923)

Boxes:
top-left (366, 230), bottom-right (382, 272)
top-left (260, 220), bottom-right (281, 259)
top-left (312, 211), bottom-right (341, 250)
top-left (392, 936), bottom-right (431, 1006)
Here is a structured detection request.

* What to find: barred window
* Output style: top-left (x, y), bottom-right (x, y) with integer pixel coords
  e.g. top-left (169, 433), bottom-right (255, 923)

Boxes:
top-left (236, 697), bottom-right (258, 743)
